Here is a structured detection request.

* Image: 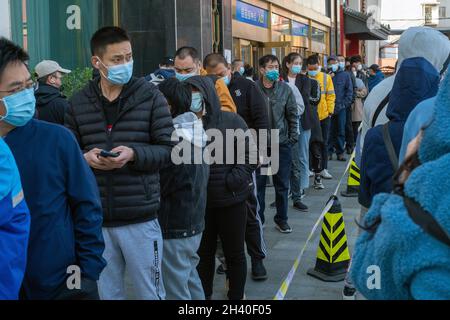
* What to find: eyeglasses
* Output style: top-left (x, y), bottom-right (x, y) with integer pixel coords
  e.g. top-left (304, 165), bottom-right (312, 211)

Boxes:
top-left (0, 80), bottom-right (37, 95)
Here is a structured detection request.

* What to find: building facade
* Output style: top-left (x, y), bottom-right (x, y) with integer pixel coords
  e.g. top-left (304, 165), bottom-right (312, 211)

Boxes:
top-left (3, 0), bottom-right (343, 75)
top-left (232, 0), bottom-right (340, 68)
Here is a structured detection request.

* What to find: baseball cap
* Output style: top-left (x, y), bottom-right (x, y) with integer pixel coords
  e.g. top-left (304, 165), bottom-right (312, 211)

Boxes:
top-left (35, 60), bottom-right (71, 79)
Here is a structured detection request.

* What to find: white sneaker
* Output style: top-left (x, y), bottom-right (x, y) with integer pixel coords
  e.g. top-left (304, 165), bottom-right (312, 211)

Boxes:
top-left (321, 170), bottom-right (333, 180)
top-left (309, 171), bottom-right (314, 178)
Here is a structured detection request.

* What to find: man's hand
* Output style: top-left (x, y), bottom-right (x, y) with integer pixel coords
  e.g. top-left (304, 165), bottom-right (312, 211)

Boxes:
top-left (84, 148), bottom-right (115, 171)
top-left (98, 146), bottom-right (135, 170)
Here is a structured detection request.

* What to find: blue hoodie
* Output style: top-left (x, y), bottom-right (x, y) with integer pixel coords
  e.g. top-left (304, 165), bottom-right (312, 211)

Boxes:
top-left (0, 138), bottom-right (30, 300)
top-left (351, 72), bottom-right (450, 300)
top-left (4, 120), bottom-right (106, 300)
top-left (368, 71), bottom-right (385, 92)
top-left (359, 57), bottom-right (440, 208)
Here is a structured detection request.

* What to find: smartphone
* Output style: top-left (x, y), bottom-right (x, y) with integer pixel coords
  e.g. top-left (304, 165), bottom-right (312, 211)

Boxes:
top-left (100, 150), bottom-right (120, 158)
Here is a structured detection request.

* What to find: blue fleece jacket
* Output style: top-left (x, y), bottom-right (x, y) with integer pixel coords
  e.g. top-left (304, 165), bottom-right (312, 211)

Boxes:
top-left (4, 120), bottom-right (106, 300)
top-left (351, 70), bottom-right (450, 300)
top-left (359, 57), bottom-right (440, 208)
top-left (0, 138), bottom-right (30, 300)
top-left (332, 70), bottom-right (354, 114)
top-left (368, 71), bottom-right (385, 92)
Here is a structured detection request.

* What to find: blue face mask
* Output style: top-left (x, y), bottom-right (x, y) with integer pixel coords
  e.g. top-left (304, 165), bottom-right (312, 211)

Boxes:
top-left (239, 67), bottom-right (245, 76)
top-left (176, 72), bottom-right (197, 82)
top-left (191, 92), bottom-right (204, 113)
top-left (331, 64), bottom-right (339, 72)
top-left (0, 88), bottom-right (36, 127)
top-left (291, 65), bottom-right (302, 75)
top-left (223, 76), bottom-right (231, 86)
top-left (308, 70), bottom-right (319, 77)
top-left (265, 69), bottom-right (280, 82)
top-left (99, 59), bottom-right (134, 85)
top-left (339, 62), bottom-right (346, 70)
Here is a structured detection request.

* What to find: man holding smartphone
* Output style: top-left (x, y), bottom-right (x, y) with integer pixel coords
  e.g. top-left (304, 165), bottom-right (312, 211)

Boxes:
top-left (66, 27), bottom-right (175, 300)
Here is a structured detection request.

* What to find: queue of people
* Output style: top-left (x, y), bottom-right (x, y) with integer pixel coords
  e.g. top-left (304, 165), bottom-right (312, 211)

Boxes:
top-left (1, 24), bottom-right (449, 301)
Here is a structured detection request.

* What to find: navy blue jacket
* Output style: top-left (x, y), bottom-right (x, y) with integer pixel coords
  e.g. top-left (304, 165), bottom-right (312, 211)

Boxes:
top-left (368, 71), bottom-right (385, 92)
top-left (5, 120), bottom-right (106, 300)
top-left (332, 70), bottom-right (353, 113)
top-left (359, 58), bottom-right (440, 208)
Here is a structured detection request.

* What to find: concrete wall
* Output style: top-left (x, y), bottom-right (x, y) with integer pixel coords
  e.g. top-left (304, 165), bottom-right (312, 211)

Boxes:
top-left (381, 0), bottom-right (440, 30)
top-left (0, 0), bottom-right (11, 39)
top-left (438, 0), bottom-right (450, 30)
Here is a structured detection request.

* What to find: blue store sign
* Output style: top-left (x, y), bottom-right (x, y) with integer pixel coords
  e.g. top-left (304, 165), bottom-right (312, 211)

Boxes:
top-left (292, 21), bottom-right (309, 37)
top-left (236, 1), bottom-right (268, 28)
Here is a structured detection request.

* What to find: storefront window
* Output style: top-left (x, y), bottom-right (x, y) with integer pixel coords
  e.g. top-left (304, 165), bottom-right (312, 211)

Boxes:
top-left (311, 27), bottom-right (326, 43)
top-left (272, 14), bottom-right (291, 35)
top-left (292, 21), bottom-right (309, 37)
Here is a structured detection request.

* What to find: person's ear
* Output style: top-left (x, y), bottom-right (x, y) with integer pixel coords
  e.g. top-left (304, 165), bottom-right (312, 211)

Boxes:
top-left (91, 56), bottom-right (100, 70)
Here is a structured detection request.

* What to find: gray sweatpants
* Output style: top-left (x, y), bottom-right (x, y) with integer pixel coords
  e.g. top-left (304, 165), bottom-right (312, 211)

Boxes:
top-left (99, 220), bottom-right (166, 300)
top-left (162, 234), bottom-right (205, 300)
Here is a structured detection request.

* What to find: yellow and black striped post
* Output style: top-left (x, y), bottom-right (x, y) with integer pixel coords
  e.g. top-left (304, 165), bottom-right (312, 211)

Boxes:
top-left (307, 197), bottom-right (351, 282)
top-left (341, 155), bottom-right (360, 198)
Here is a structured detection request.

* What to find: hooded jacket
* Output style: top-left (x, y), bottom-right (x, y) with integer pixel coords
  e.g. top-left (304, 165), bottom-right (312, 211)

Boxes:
top-left (368, 70), bottom-right (385, 92)
top-left (351, 72), bottom-right (450, 300)
top-left (308, 71), bottom-right (336, 121)
top-left (66, 77), bottom-right (175, 227)
top-left (159, 112), bottom-right (210, 239)
top-left (185, 76), bottom-right (257, 208)
top-left (35, 83), bottom-right (70, 125)
top-left (359, 57), bottom-right (440, 209)
top-left (0, 138), bottom-right (30, 300)
top-left (357, 26), bottom-right (450, 167)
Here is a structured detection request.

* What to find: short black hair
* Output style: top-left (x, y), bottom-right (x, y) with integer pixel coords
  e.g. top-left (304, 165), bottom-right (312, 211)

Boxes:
top-left (160, 56), bottom-right (174, 67)
top-left (350, 55), bottom-right (363, 64)
top-left (203, 53), bottom-right (227, 69)
top-left (369, 64), bottom-right (380, 72)
top-left (90, 26), bottom-right (131, 57)
top-left (259, 55), bottom-right (280, 68)
top-left (244, 64), bottom-right (254, 77)
top-left (306, 55), bottom-right (319, 66)
top-left (0, 38), bottom-right (29, 82)
top-left (175, 47), bottom-right (200, 63)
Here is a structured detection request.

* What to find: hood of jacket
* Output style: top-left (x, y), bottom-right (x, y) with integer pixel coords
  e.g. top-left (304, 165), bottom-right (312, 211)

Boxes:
top-left (386, 57), bottom-right (440, 122)
top-left (398, 27), bottom-right (450, 74)
top-left (173, 112), bottom-right (207, 148)
top-left (35, 83), bottom-right (65, 105)
top-left (184, 76), bottom-right (222, 129)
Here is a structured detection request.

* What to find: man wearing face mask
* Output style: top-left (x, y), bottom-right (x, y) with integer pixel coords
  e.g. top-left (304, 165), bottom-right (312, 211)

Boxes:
top-left (255, 55), bottom-right (299, 234)
top-left (65, 27), bottom-right (175, 300)
top-left (0, 38), bottom-right (106, 300)
top-left (174, 47), bottom-right (237, 113)
top-left (34, 60), bottom-right (71, 125)
top-left (328, 56), bottom-right (353, 162)
top-left (307, 55), bottom-right (336, 180)
top-left (350, 55), bottom-right (368, 88)
top-left (231, 59), bottom-right (246, 77)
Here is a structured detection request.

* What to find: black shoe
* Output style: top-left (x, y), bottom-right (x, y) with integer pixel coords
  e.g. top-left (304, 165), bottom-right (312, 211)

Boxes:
top-left (337, 154), bottom-right (347, 162)
top-left (346, 145), bottom-right (354, 155)
top-left (216, 263), bottom-right (227, 275)
top-left (275, 221), bottom-right (292, 233)
top-left (343, 285), bottom-right (357, 300)
top-left (270, 201), bottom-right (276, 208)
top-left (293, 201), bottom-right (308, 212)
top-left (251, 260), bottom-right (268, 281)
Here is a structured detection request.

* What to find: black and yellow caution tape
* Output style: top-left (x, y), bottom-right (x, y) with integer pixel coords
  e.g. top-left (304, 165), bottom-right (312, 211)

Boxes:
top-left (274, 154), bottom-right (355, 300)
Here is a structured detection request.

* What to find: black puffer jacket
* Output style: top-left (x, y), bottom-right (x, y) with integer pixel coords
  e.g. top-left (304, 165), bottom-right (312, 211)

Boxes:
top-left (186, 76), bottom-right (257, 208)
top-left (35, 84), bottom-right (70, 125)
top-left (65, 77), bottom-right (175, 227)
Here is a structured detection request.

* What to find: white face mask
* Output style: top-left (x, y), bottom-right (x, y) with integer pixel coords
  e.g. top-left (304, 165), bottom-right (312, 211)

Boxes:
top-left (357, 64), bottom-right (363, 71)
